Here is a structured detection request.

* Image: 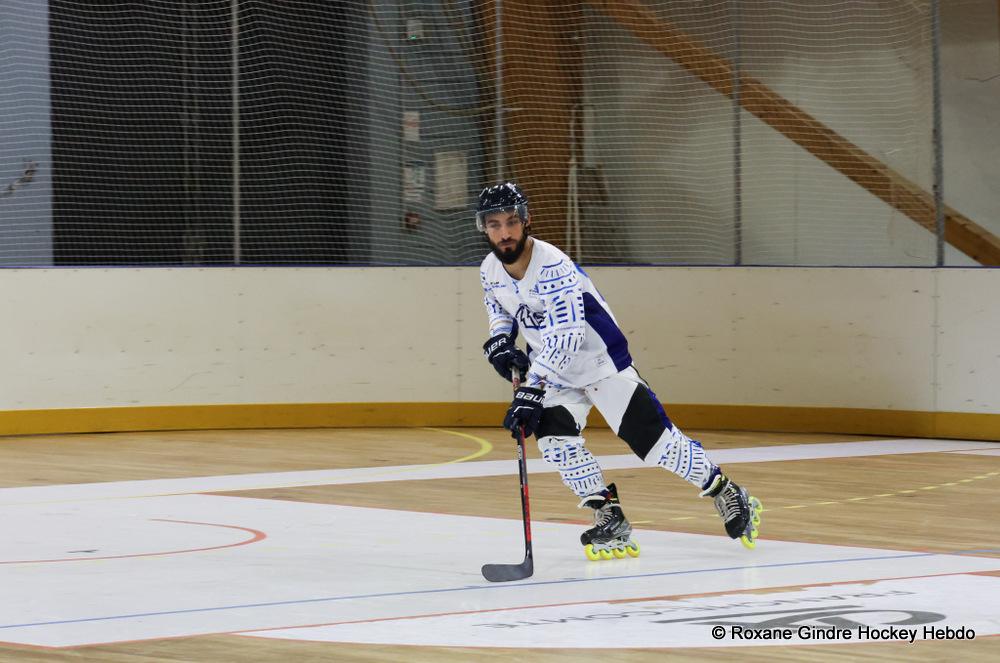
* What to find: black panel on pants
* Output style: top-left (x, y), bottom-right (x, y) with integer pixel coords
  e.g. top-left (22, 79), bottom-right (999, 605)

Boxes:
top-left (617, 385), bottom-right (669, 459)
top-left (535, 405), bottom-right (581, 439)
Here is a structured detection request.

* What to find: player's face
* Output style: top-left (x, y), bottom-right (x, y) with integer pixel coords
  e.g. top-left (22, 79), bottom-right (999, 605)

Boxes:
top-left (484, 210), bottom-right (529, 264)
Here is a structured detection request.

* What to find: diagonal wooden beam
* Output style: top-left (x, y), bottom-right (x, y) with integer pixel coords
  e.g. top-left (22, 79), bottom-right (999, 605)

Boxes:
top-left (587, 0), bottom-right (1000, 265)
top-left (473, 0), bottom-right (581, 245)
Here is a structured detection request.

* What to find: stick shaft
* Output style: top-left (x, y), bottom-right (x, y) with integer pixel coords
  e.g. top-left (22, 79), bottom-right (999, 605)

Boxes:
top-left (479, 368), bottom-right (535, 581)
top-left (515, 425), bottom-right (533, 559)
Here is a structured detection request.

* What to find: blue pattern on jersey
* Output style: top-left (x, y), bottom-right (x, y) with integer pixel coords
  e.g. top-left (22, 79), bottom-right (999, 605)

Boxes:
top-left (581, 292), bottom-right (632, 371)
top-left (531, 258), bottom-right (586, 375)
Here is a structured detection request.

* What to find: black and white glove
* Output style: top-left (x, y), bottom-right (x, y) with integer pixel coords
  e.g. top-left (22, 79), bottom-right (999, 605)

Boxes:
top-left (483, 333), bottom-right (530, 382)
top-left (503, 386), bottom-right (545, 439)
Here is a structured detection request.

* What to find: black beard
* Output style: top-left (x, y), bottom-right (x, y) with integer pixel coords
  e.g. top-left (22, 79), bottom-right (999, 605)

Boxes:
top-left (489, 233), bottom-right (528, 264)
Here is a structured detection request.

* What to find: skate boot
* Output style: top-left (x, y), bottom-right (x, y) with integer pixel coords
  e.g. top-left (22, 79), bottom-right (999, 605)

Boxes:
top-left (701, 471), bottom-right (763, 549)
top-left (578, 483), bottom-right (640, 561)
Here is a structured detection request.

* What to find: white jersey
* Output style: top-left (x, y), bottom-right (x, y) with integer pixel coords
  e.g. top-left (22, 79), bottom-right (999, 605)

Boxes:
top-left (480, 238), bottom-right (633, 389)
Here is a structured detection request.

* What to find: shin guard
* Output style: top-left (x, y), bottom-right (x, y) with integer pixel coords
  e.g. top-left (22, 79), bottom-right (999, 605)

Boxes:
top-left (537, 436), bottom-right (606, 498)
top-left (647, 425), bottom-right (717, 489)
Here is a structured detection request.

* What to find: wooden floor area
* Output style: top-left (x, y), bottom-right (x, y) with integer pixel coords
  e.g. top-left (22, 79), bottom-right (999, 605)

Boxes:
top-left (0, 426), bottom-right (997, 661)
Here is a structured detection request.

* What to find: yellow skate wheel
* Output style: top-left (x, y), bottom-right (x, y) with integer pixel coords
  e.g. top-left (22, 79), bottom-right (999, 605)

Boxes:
top-left (751, 498), bottom-right (763, 526)
top-left (598, 548), bottom-right (613, 560)
top-left (626, 541), bottom-right (640, 557)
top-left (740, 534), bottom-right (757, 550)
top-left (584, 544), bottom-right (601, 561)
top-left (612, 547), bottom-right (627, 559)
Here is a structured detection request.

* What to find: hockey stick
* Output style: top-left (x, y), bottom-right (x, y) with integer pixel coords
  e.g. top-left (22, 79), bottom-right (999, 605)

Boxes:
top-left (481, 371), bottom-right (534, 582)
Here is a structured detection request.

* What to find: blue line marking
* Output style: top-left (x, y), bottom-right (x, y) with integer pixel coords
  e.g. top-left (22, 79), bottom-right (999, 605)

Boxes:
top-left (3, 548), bottom-right (997, 630)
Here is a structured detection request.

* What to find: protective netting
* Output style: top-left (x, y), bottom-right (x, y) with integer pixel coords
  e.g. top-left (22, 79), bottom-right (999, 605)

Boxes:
top-left (0, 0), bottom-right (942, 266)
top-left (576, 0), bottom-right (936, 265)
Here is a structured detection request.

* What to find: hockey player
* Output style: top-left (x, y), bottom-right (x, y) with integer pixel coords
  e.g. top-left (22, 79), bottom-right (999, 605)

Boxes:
top-left (477, 182), bottom-right (762, 560)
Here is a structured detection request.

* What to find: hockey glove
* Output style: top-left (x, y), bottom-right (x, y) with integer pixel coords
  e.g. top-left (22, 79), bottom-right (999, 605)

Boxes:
top-left (503, 386), bottom-right (545, 439)
top-left (483, 333), bottom-right (530, 382)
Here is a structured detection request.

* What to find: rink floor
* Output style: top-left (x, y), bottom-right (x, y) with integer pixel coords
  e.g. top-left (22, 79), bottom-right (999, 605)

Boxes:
top-left (0, 430), bottom-right (997, 657)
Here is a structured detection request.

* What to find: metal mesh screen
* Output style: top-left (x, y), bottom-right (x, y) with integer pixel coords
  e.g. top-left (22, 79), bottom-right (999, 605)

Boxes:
top-left (0, 1), bottom-right (954, 267)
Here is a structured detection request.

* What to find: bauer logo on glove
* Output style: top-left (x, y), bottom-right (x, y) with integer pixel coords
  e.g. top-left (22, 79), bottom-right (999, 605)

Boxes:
top-left (483, 333), bottom-right (531, 382)
top-left (503, 386), bottom-right (545, 438)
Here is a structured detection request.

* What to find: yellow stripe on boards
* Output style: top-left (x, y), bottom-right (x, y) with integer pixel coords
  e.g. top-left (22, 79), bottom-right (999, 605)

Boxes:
top-left (0, 403), bottom-right (998, 441)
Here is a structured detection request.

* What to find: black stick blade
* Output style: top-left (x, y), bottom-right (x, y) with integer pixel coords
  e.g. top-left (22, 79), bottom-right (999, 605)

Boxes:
top-left (481, 558), bottom-right (533, 582)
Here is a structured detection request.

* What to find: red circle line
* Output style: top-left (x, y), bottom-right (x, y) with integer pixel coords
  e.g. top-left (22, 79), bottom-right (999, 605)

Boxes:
top-left (0, 518), bottom-right (267, 565)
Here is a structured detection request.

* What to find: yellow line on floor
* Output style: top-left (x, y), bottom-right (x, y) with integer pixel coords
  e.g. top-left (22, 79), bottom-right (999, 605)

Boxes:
top-left (5, 429), bottom-right (494, 507)
top-left (662, 471), bottom-right (998, 523)
top-left (420, 428), bottom-right (494, 464)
